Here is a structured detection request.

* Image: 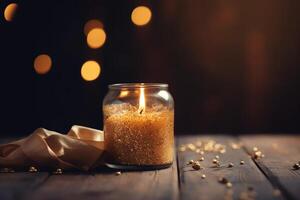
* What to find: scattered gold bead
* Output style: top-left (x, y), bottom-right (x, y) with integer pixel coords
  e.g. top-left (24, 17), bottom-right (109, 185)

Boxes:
top-left (212, 159), bottom-right (220, 166)
top-left (220, 149), bottom-right (226, 154)
top-left (179, 146), bottom-right (186, 152)
top-left (228, 163), bottom-right (234, 168)
top-left (230, 142), bottom-right (241, 149)
top-left (29, 166), bottom-right (38, 173)
top-left (226, 182), bottom-right (232, 188)
top-left (187, 143), bottom-right (196, 151)
top-left (192, 162), bottom-right (201, 170)
top-left (253, 147), bottom-right (258, 152)
top-left (240, 160), bottom-right (245, 165)
top-left (215, 155), bottom-right (220, 159)
top-left (199, 157), bottom-right (204, 161)
top-left (200, 151), bottom-right (205, 155)
top-left (188, 160), bottom-right (195, 164)
top-left (115, 171), bottom-right (121, 176)
top-left (253, 151), bottom-right (263, 159)
top-left (293, 163), bottom-right (300, 170)
top-left (201, 174), bottom-right (206, 179)
top-left (219, 177), bottom-right (228, 184)
top-left (53, 168), bottom-right (63, 175)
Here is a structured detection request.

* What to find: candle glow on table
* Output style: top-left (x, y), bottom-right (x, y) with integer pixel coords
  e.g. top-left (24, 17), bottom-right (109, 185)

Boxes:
top-left (104, 85), bottom-right (174, 167)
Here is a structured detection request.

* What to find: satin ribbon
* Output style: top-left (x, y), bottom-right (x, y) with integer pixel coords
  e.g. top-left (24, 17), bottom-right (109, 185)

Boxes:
top-left (0, 125), bottom-right (104, 171)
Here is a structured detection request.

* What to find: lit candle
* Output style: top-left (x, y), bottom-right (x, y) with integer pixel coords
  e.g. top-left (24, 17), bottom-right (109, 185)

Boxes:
top-left (103, 84), bottom-right (174, 169)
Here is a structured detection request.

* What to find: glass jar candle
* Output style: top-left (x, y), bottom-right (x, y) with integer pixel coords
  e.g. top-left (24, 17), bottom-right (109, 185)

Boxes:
top-left (103, 83), bottom-right (174, 170)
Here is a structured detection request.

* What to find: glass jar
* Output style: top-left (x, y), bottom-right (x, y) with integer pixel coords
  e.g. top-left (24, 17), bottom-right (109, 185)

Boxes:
top-left (103, 83), bottom-right (174, 170)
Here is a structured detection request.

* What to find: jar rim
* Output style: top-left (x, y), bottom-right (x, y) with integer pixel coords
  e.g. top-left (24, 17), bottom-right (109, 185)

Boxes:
top-left (108, 83), bottom-right (168, 89)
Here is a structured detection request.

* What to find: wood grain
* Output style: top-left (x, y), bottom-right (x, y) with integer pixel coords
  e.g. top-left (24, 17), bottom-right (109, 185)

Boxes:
top-left (177, 135), bottom-right (283, 200)
top-left (240, 135), bottom-right (300, 200)
top-left (1, 135), bottom-right (300, 200)
top-left (0, 172), bottom-right (49, 200)
top-left (28, 158), bottom-right (179, 200)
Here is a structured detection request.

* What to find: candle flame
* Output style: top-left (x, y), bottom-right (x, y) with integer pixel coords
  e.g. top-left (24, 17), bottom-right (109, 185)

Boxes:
top-left (138, 87), bottom-right (146, 114)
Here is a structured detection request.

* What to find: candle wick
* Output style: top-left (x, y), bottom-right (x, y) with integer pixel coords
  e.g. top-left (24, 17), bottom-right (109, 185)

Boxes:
top-left (139, 108), bottom-right (144, 114)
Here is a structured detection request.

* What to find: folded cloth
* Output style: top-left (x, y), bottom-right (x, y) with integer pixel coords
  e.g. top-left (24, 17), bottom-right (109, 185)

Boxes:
top-left (0, 125), bottom-right (104, 171)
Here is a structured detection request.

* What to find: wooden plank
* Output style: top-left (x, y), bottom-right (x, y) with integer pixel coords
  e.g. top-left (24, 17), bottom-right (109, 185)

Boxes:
top-left (0, 172), bottom-right (49, 200)
top-left (29, 157), bottom-right (179, 200)
top-left (177, 135), bottom-right (284, 200)
top-left (240, 135), bottom-right (300, 200)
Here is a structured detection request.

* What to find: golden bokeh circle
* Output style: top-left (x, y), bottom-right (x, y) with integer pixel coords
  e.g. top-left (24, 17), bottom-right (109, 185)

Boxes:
top-left (86, 28), bottom-right (106, 49)
top-left (131, 6), bottom-right (152, 26)
top-left (34, 54), bottom-right (52, 75)
top-left (81, 60), bottom-right (101, 81)
top-left (84, 19), bottom-right (104, 36)
top-left (4, 3), bottom-right (18, 22)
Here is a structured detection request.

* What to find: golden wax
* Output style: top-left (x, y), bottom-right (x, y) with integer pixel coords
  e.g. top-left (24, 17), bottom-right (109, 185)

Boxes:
top-left (104, 104), bottom-right (174, 166)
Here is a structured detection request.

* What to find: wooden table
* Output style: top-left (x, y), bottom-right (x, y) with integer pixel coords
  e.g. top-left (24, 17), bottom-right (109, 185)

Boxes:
top-left (0, 135), bottom-right (299, 200)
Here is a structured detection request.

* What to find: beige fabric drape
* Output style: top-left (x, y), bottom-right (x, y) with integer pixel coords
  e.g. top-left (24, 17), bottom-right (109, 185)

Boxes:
top-left (0, 125), bottom-right (104, 171)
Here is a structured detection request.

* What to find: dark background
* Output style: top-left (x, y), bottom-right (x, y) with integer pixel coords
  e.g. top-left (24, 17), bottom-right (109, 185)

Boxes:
top-left (0, 0), bottom-right (300, 136)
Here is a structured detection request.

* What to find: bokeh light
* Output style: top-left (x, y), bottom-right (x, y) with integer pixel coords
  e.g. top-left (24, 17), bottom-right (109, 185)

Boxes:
top-left (84, 19), bottom-right (104, 36)
top-left (4, 3), bottom-right (18, 22)
top-left (81, 60), bottom-right (101, 81)
top-left (33, 54), bottom-right (52, 75)
top-left (86, 28), bottom-right (106, 49)
top-left (131, 6), bottom-right (152, 26)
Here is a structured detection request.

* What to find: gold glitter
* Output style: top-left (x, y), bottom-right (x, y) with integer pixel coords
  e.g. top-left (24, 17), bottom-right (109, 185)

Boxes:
top-left (104, 104), bottom-right (174, 165)
top-left (226, 182), bottom-right (232, 188)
